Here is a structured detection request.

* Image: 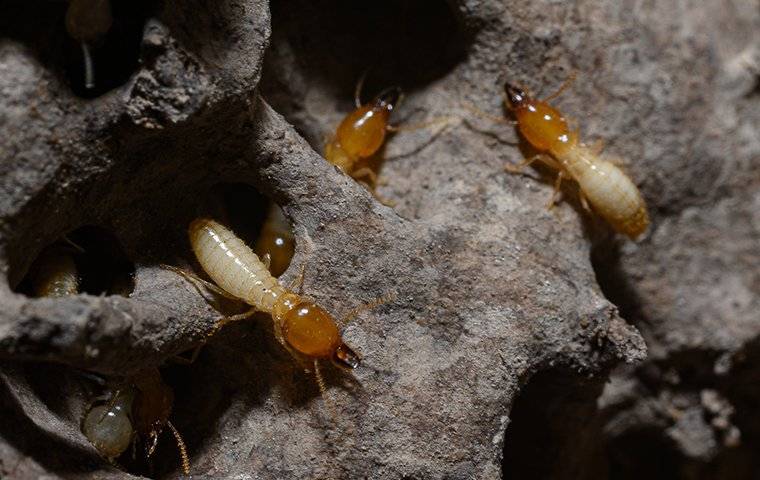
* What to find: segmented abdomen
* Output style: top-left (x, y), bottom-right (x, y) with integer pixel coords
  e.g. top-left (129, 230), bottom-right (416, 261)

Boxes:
top-left (562, 146), bottom-right (649, 239)
top-left (189, 218), bottom-right (285, 312)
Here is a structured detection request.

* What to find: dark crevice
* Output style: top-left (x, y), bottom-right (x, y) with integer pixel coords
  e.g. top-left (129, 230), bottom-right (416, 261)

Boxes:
top-left (204, 183), bottom-right (269, 247)
top-left (589, 239), bottom-right (645, 326)
top-left (0, 0), bottom-right (154, 99)
top-left (261, 0), bottom-right (467, 148)
top-left (16, 226), bottom-right (135, 298)
top-left (502, 369), bottom-right (608, 480)
top-left (63, 0), bottom-right (154, 98)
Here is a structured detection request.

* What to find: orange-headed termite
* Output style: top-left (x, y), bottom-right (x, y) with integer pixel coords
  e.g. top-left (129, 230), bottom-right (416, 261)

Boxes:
top-left (492, 75), bottom-right (649, 239)
top-left (324, 75), bottom-right (451, 204)
top-left (166, 218), bottom-right (392, 391)
top-left (65, 0), bottom-right (112, 90)
top-left (254, 204), bottom-right (295, 278)
top-left (324, 81), bottom-right (403, 198)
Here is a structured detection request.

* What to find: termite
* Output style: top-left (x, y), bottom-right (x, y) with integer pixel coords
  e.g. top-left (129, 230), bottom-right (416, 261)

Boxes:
top-left (82, 369), bottom-right (190, 475)
top-left (475, 74), bottom-right (649, 239)
top-left (26, 245), bottom-right (190, 474)
top-left (323, 80), bottom-right (403, 200)
top-left (65, 0), bottom-right (112, 90)
top-left (324, 75), bottom-right (450, 204)
top-left (166, 218), bottom-right (391, 390)
top-left (254, 204), bottom-right (295, 278)
top-left (28, 245), bottom-right (80, 297)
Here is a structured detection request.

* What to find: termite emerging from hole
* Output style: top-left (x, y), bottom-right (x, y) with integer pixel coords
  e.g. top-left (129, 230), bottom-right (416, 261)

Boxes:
top-left (65, 0), bottom-right (112, 90)
top-left (26, 244), bottom-right (189, 474)
top-left (472, 74), bottom-right (649, 239)
top-left (82, 368), bottom-right (190, 476)
top-left (166, 218), bottom-right (393, 394)
top-left (254, 204), bottom-right (295, 278)
top-left (324, 74), bottom-right (451, 205)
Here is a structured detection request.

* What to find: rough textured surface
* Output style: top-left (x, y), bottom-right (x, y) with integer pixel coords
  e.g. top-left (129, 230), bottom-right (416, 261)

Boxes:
top-left (0, 0), bottom-right (757, 479)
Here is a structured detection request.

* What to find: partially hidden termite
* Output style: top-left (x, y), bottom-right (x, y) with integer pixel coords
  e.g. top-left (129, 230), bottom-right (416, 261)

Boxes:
top-left (488, 74), bottom-right (650, 239)
top-left (27, 244), bottom-right (189, 474)
top-left (28, 245), bottom-right (80, 297)
top-left (82, 368), bottom-right (190, 475)
top-left (65, 0), bottom-right (112, 90)
top-left (254, 204), bottom-right (295, 278)
top-left (167, 218), bottom-right (391, 391)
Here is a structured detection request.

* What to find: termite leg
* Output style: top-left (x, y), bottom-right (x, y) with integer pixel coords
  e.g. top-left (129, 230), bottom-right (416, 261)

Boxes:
top-left (352, 167), bottom-right (379, 185)
top-left (339, 291), bottom-right (397, 328)
top-left (387, 116), bottom-right (455, 133)
top-left (505, 154), bottom-right (540, 174)
top-left (353, 171), bottom-right (397, 207)
top-left (61, 235), bottom-right (85, 253)
top-left (146, 432), bottom-right (159, 458)
top-left (209, 307), bottom-right (259, 337)
top-left (96, 389), bottom-right (122, 423)
top-left (81, 42), bottom-right (95, 90)
top-left (262, 253), bottom-right (272, 272)
top-left (460, 101), bottom-right (516, 125)
top-left (542, 71), bottom-right (577, 102)
top-left (547, 171), bottom-right (567, 210)
top-left (579, 192), bottom-right (592, 213)
top-left (166, 421), bottom-right (190, 476)
top-left (288, 264), bottom-right (306, 293)
top-left (161, 264), bottom-right (240, 302)
top-left (589, 138), bottom-right (605, 156)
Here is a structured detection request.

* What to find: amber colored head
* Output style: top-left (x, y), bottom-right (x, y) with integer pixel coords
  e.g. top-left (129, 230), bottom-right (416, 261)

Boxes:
top-left (281, 301), bottom-right (360, 369)
top-left (503, 81), bottom-right (576, 153)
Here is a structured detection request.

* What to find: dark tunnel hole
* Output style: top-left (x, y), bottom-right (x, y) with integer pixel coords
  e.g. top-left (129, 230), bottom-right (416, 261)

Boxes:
top-left (261, 0), bottom-right (468, 146)
top-left (589, 239), bottom-right (644, 326)
top-left (17, 225), bottom-right (135, 298)
top-left (502, 368), bottom-right (608, 480)
top-left (0, 0), bottom-right (154, 99)
top-left (605, 427), bottom-right (681, 480)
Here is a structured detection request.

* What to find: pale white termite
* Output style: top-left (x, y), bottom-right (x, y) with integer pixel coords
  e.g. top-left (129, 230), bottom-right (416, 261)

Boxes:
top-left (183, 217), bottom-right (363, 372)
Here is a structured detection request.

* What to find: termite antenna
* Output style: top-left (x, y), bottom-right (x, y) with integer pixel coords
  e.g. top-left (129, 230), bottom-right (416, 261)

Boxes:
top-left (167, 420), bottom-right (190, 476)
top-left (542, 71), bottom-right (577, 103)
top-left (354, 68), bottom-right (371, 108)
top-left (61, 235), bottom-right (86, 253)
top-left (340, 291), bottom-right (397, 327)
top-left (81, 42), bottom-right (95, 89)
top-left (146, 432), bottom-right (159, 458)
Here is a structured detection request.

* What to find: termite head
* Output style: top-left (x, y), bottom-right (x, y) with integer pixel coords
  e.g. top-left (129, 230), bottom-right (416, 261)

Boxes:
top-left (280, 300), bottom-right (361, 369)
top-left (504, 82), bottom-right (529, 110)
top-left (333, 342), bottom-right (360, 369)
top-left (373, 86), bottom-right (403, 113)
